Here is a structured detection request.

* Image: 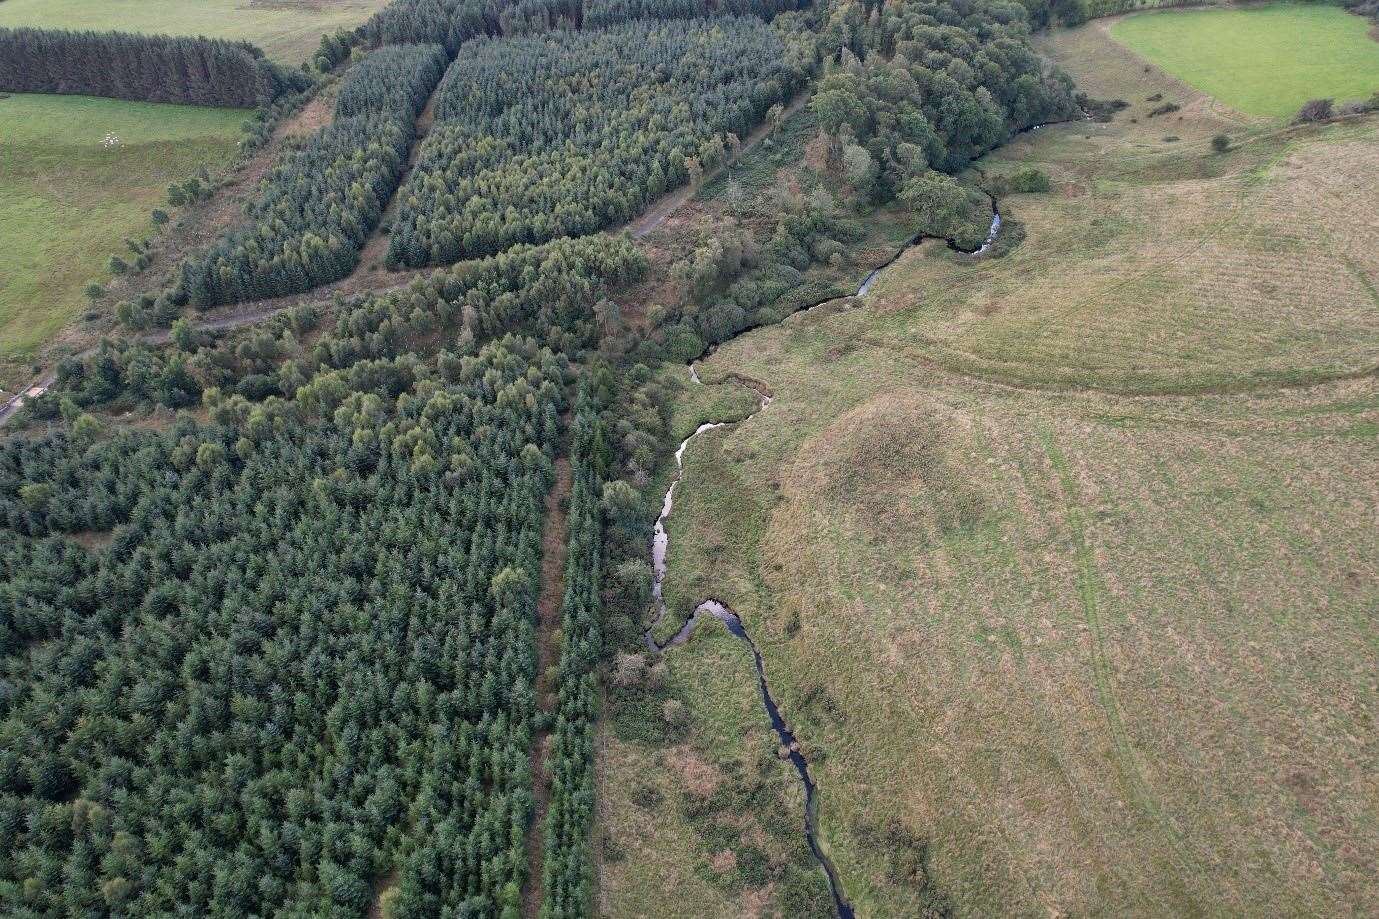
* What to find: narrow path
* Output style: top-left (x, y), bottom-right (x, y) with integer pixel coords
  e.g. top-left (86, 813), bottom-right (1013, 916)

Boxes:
top-left (359, 85), bottom-right (442, 270)
top-left (523, 455), bottom-right (573, 919)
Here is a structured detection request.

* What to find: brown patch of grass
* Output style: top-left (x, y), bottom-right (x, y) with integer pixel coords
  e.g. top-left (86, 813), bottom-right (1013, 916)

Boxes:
top-left (67, 529), bottom-right (113, 550)
top-left (668, 744), bottom-right (724, 798)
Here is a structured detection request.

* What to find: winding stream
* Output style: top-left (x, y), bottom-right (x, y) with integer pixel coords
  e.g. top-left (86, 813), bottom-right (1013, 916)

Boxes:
top-left (642, 364), bottom-right (853, 917)
top-left (641, 184), bottom-right (1009, 918)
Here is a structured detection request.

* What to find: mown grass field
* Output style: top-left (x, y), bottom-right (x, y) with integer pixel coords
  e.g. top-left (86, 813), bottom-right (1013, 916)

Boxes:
top-left (0, 93), bottom-right (243, 385)
top-left (610, 23), bottom-right (1379, 918)
top-left (1109, 3), bottom-right (1379, 118)
top-left (0, 0), bottom-right (390, 63)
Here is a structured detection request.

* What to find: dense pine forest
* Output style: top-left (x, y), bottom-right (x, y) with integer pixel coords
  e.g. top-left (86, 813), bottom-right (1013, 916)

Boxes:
top-left (178, 44), bottom-right (449, 309)
top-left (0, 0), bottom-right (1086, 914)
top-left (0, 28), bottom-right (309, 108)
top-left (386, 18), bottom-right (811, 267)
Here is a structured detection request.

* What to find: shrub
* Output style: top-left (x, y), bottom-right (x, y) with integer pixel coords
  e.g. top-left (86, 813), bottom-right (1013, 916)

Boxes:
top-left (1211, 134), bottom-right (1230, 154)
top-left (1295, 98), bottom-right (1334, 123)
top-left (1009, 167), bottom-right (1051, 193)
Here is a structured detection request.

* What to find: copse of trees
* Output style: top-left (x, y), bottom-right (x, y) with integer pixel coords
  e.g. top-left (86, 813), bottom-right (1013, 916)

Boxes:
top-left (0, 27), bottom-right (310, 108)
top-left (810, 0), bottom-right (1077, 199)
top-left (177, 44), bottom-right (447, 308)
top-left (387, 19), bottom-right (811, 268)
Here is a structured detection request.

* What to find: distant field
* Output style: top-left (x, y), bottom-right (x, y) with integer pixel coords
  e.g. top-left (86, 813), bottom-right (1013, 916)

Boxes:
top-left (0, 0), bottom-right (391, 63)
top-left (1109, 3), bottom-right (1379, 118)
top-left (0, 94), bottom-right (243, 377)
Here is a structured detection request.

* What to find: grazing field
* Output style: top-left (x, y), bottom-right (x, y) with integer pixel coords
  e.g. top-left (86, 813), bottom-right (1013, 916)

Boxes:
top-left (615, 23), bottom-right (1379, 917)
top-left (0, 93), bottom-right (243, 381)
top-left (0, 0), bottom-right (391, 63)
top-left (1109, 3), bottom-right (1379, 118)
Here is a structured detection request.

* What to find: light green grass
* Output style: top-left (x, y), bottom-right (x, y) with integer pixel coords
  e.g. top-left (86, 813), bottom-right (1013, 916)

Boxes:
top-left (0, 93), bottom-right (243, 367)
top-left (0, 0), bottom-right (391, 63)
top-left (1110, 3), bottom-right (1379, 118)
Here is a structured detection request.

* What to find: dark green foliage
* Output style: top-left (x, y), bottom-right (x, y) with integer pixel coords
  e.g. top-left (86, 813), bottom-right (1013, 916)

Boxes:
top-left (1075, 92), bottom-right (1129, 122)
top-left (811, 0), bottom-right (1077, 188)
top-left (0, 336), bottom-right (566, 915)
top-left (359, 0), bottom-right (501, 52)
top-left (583, 0), bottom-right (810, 27)
top-left (179, 45), bottom-right (446, 308)
top-left (0, 27), bottom-right (308, 108)
top-left (334, 43), bottom-right (448, 120)
top-left (1295, 98), bottom-right (1334, 123)
top-left (538, 393), bottom-right (606, 919)
top-left (387, 19), bottom-right (808, 267)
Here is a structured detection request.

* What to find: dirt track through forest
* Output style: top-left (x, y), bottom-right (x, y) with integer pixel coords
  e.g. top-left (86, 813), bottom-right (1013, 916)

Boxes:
top-left (523, 455), bottom-right (573, 919)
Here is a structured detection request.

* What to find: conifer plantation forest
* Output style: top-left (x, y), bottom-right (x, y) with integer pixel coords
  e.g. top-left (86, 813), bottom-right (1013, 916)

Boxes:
top-left (6, 0), bottom-right (1373, 913)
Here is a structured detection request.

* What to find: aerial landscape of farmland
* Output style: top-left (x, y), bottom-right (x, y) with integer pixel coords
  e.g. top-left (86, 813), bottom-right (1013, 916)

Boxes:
top-left (1, 0), bottom-right (1376, 916)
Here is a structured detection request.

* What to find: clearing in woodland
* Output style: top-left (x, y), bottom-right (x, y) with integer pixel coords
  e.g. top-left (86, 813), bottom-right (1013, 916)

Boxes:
top-left (605, 22), bottom-right (1379, 918)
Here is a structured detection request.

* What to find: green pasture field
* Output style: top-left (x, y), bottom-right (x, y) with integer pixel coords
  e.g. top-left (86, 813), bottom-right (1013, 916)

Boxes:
top-left (1109, 3), bottom-right (1379, 118)
top-left (0, 0), bottom-right (391, 63)
top-left (0, 93), bottom-right (243, 377)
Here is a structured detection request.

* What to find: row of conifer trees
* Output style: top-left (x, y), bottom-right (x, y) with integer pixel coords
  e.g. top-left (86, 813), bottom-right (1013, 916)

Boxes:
top-left (177, 44), bottom-right (448, 308)
top-left (0, 27), bottom-right (309, 107)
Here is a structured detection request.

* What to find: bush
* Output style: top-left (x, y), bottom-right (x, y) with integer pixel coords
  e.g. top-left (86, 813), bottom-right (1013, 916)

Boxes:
top-left (1295, 98), bottom-right (1334, 124)
top-left (1211, 134), bottom-right (1230, 154)
top-left (1009, 167), bottom-right (1051, 193)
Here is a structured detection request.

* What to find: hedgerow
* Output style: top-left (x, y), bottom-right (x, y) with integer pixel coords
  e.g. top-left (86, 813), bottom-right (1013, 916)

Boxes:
top-left (0, 27), bottom-right (308, 108)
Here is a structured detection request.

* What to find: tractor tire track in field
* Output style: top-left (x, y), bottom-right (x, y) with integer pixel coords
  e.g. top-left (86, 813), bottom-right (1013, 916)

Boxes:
top-left (1037, 428), bottom-right (1205, 913)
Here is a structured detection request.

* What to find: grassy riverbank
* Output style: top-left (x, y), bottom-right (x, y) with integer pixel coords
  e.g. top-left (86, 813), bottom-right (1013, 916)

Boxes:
top-left (605, 22), bottom-right (1379, 916)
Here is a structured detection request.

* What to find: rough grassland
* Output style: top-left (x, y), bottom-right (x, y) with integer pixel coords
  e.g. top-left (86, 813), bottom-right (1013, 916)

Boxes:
top-left (1109, 3), bottom-right (1379, 118)
top-left (0, 0), bottom-right (391, 63)
top-left (861, 25), bottom-right (1379, 396)
top-left (595, 622), bottom-right (826, 918)
top-left (0, 94), bottom-right (243, 378)
top-left (622, 25), bottom-right (1379, 918)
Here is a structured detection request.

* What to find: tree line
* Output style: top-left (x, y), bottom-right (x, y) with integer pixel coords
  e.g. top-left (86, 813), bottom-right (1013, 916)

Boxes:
top-left (387, 19), bottom-right (810, 268)
top-left (537, 391), bottom-right (605, 918)
top-left (0, 27), bottom-right (309, 108)
top-left (177, 44), bottom-right (448, 309)
top-left (30, 234), bottom-right (645, 424)
top-left (583, 0), bottom-right (810, 27)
